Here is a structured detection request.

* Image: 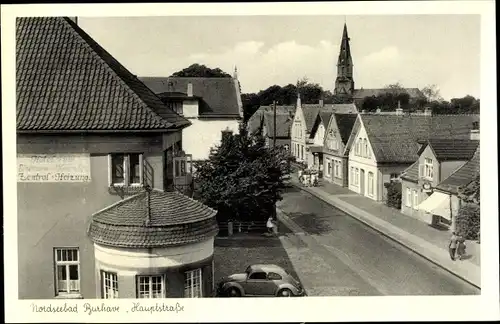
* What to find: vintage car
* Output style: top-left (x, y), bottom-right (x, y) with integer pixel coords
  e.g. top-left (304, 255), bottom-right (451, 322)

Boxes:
top-left (216, 264), bottom-right (306, 297)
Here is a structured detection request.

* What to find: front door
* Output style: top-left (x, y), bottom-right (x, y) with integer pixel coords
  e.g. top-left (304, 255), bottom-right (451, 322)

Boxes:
top-left (360, 169), bottom-right (365, 196)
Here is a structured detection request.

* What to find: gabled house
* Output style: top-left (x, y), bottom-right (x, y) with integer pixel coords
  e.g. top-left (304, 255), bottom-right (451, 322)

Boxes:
top-left (16, 17), bottom-right (217, 299)
top-left (140, 72), bottom-right (243, 161)
top-left (322, 113), bottom-right (357, 186)
top-left (401, 136), bottom-right (479, 230)
top-left (345, 114), bottom-right (480, 201)
top-left (290, 96), bottom-right (358, 167)
top-left (307, 109), bottom-right (336, 173)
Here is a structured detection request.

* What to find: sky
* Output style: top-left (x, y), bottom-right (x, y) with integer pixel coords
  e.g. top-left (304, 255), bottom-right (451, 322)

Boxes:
top-left (78, 15), bottom-right (480, 100)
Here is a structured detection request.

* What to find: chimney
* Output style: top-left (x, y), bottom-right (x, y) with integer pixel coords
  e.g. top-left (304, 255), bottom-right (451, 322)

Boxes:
top-left (423, 106), bottom-right (432, 116)
top-left (187, 82), bottom-right (193, 97)
top-left (297, 93), bottom-right (302, 108)
top-left (470, 121), bottom-right (480, 141)
top-left (319, 99), bottom-right (324, 107)
top-left (233, 66), bottom-right (238, 79)
top-left (395, 100), bottom-right (403, 115)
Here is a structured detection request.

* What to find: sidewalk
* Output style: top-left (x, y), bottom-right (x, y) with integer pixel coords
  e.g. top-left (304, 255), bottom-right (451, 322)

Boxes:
top-left (289, 174), bottom-right (481, 289)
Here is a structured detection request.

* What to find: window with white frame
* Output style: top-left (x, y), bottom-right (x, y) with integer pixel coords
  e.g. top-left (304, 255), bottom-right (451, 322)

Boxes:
top-left (363, 139), bottom-right (368, 157)
top-left (102, 271), bottom-right (118, 299)
top-left (424, 158), bottom-right (434, 180)
top-left (367, 172), bottom-right (374, 197)
top-left (334, 160), bottom-right (341, 178)
top-left (412, 190), bottom-right (419, 209)
top-left (326, 160), bottom-right (332, 176)
top-left (54, 248), bottom-right (80, 296)
top-left (358, 138), bottom-right (362, 156)
top-left (136, 275), bottom-right (165, 298)
top-left (405, 188), bottom-right (412, 207)
top-left (390, 173), bottom-right (399, 182)
top-left (108, 153), bottom-right (144, 186)
top-left (350, 167), bottom-right (354, 186)
top-left (184, 268), bottom-right (203, 298)
top-left (354, 168), bottom-right (359, 185)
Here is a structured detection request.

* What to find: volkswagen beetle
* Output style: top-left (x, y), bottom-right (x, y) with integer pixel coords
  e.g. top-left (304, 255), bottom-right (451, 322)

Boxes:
top-left (216, 264), bottom-right (306, 297)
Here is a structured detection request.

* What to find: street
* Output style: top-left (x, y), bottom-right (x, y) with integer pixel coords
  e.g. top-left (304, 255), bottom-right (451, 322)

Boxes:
top-left (277, 186), bottom-right (480, 296)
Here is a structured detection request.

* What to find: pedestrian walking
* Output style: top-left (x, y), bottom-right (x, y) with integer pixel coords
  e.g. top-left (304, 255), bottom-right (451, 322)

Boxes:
top-left (448, 232), bottom-right (459, 261)
top-left (456, 236), bottom-right (467, 260)
top-left (267, 216), bottom-right (275, 236)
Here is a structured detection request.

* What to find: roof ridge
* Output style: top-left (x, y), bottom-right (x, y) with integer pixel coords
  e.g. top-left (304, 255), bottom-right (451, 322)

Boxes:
top-left (61, 17), bottom-right (183, 129)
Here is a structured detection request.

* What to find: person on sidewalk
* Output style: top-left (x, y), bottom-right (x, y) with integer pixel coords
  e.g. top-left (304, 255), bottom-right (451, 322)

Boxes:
top-left (448, 232), bottom-right (459, 261)
top-left (456, 236), bottom-right (467, 260)
top-left (267, 216), bottom-right (275, 236)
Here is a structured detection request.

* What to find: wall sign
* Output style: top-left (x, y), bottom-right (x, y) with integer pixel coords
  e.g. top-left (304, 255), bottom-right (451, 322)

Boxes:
top-left (17, 154), bottom-right (91, 182)
top-left (422, 182), bottom-right (432, 193)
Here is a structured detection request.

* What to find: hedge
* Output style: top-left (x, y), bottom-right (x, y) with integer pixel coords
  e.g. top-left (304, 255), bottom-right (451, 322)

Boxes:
top-left (456, 203), bottom-right (480, 240)
top-left (385, 181), bottom-right (402, 209)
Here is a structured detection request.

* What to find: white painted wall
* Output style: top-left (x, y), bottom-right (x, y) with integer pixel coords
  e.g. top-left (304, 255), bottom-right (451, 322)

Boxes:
top-left (348, 125), bottom-right (379, 200)
top-left (313, 124), bottom-right (325, 146)
top-left (94, 237), bottom-right (215, 274)
top-left (183, 119), bottom-right (240, 161)
top-left (291, 106), bottom-right (307, 162)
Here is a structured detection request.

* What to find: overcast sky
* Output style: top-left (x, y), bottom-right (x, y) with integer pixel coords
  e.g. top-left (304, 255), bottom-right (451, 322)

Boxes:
top-left (78, 15), bottom-right (480, 100)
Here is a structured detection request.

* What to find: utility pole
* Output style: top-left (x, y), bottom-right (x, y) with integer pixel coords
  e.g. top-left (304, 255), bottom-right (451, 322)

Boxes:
top-left (273, 100), bottom-right (277, 149)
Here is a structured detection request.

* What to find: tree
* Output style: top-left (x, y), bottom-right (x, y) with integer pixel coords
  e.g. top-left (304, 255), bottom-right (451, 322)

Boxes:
top-left (171, 63), bottom-right (232, 78)
top-left (194, 122), bottom-right (290, 225)
top-left (421, 84), bottom-right (444, 102)
top-left (456, 174), bottom-right (480, 240)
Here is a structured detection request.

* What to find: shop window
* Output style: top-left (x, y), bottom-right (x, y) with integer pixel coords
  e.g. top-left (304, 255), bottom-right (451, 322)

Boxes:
top-left (184, 268), bottom-right (203, 298)
top-left (136, 275), bottom-right (165, 298)
top-left (101, 271), bottom-right (118, 299)
top-left (54, 248), bottom-right (80, 297)
top-left (108, 153), bottom-right (143, 186)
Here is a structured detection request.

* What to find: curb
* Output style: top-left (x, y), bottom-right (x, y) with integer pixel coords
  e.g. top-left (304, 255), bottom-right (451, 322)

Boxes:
top-left (291, 182), bottom-right (481, 290)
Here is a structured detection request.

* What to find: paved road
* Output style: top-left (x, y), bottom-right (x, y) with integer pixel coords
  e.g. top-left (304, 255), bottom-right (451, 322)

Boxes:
top-left (277, 187), bottom-right (480, 296)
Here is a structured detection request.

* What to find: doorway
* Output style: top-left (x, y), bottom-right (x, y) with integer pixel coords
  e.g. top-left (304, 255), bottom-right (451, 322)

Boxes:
top-left (360, 169), bottom-right (365, 196)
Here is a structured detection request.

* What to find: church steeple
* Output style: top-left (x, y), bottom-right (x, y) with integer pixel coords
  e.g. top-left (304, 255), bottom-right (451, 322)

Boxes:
top-left (334, 22), bottom-right (355, 98)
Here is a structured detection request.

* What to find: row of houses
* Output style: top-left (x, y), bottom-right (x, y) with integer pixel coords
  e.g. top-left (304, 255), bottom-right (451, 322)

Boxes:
top-left (16, 17), bottom-right (243, 299)
top-left (248, 94), bottom-right (480, 232)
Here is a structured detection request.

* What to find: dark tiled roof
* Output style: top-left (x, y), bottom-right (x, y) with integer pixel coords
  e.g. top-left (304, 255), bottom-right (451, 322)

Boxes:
top-left (140, 77), bottom-right (242, 118)
top-left (16, 17), bottom-right (190, 132)
top-left (263, 112), bottom-right (293, 138)
top-left (88, 189), bottom-right (218, 248)
top-left (353, 87), bottom-right (425, 99)
top-left (421, 139), bottom-right (479, 161)
top-left (361, 114), bottom-right (479, 163)
top-left (320, 111), bottom-right (335, 129)
top-left (334, 113), bottom-right (357, 144)
top-left (302, 106), bottom-right (321, 134)
top-left (331, 103), bottom-right (358, 114)
top-left (400, 161), bottom-right (419, 182)
top-left (436, 146), bottom-right (480, 194)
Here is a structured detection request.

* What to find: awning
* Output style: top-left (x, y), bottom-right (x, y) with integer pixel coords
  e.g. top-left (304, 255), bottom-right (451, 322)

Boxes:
top-left (417, 192), bottom-right (452, 221)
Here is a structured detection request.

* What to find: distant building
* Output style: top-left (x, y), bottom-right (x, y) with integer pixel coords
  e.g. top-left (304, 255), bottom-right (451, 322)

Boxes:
top-left (17, 17), bottom-right (217, 299)
top-left (344, 112), bottom-right (480, 201)
top-left (140, 70), bottom-right (243, 161)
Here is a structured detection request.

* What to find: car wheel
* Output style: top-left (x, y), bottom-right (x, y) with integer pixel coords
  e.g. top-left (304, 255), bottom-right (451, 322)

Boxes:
top-left (278, 288), bottom-right (293, 297)
top-left (227, 287), bottom-right (241, 297)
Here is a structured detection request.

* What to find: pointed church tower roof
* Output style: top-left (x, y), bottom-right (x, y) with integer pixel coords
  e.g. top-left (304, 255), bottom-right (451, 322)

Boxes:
top-left (337, 23), bottom-right (353, 66)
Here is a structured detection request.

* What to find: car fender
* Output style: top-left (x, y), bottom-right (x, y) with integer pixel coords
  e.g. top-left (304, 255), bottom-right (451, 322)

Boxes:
top-left (222, 282), bottom-right (245, 296)
top-left (275, 283), bottom-right (298, 296)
